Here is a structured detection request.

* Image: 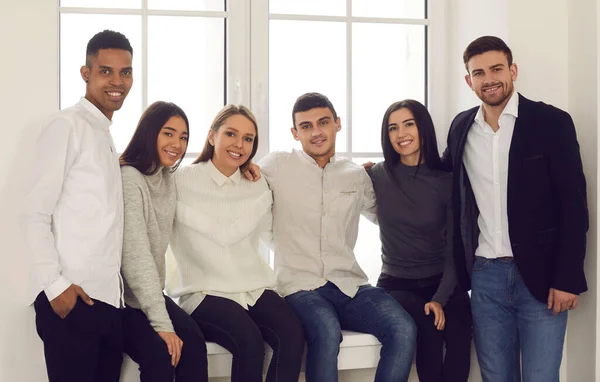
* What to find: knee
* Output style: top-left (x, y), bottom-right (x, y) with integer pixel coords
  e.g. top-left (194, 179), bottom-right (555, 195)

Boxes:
top-left (138, 348), bottom-right (175, 379)
top-left (386, 316), bottom-right (418, 349)
top-left (178, 328), bottom-right (208, 359)
top-left (235, 329), bottom-right (265, 359)
top-left (306, 319), bottom-right (342, 354)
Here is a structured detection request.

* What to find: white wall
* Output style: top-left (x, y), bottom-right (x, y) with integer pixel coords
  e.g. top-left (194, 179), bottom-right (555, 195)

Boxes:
top-left (0, 1), bottom-right (59, 382)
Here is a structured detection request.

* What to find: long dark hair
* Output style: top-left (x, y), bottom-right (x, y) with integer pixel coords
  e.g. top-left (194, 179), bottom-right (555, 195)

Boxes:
top-left (193, 104), bottom-right (259, 168)
top-left (120, 101), bottom-right (189, 175)
top-left (381, 99), bottom-right (442, 172)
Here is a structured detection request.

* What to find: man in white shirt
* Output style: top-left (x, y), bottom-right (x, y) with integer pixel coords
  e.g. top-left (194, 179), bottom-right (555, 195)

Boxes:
top-left (23, 30), bottom-right (134, 382)
top-left (260, 92), bottom-right (417, 382)
top-left (443, 36), bottom-right (588, 382)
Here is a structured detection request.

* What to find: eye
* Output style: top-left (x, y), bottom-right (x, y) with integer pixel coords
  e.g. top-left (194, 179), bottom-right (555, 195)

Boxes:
top-left (164, 132), bottom-right (173, 137)
top-left (319, 120), bottom-right (329, 126)
top-left (100, 69), bottom-right (110, 75)
top-left (300, 125), bottom-right (310, 130)
top-left (405, 122), bottom-right (415, 127)
top-left (245, 137), bottom-right (254, 143)
top-left (226, 131), bottom-right (234, 137)
top-left (388, 126), bottom-right (397, 132)
top-left (122, 70), bottom-right (132, 77)
top-left (181, 136), bottom-right (188, 141)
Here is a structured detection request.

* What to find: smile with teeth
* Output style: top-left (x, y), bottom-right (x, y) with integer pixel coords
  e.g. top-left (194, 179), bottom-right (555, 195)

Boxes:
top-left (483, 85), bottom-right (501, 93)
top-left (106, 91), bottom-right (123, 98)
top-left (165, 150), bottom-right (179, 158)
top-left (227, 150), bottom-right (243, 159)
top-left (398, 140), bottom-right (413, 147)
top-left (312, 139), bottom-right (326, 145)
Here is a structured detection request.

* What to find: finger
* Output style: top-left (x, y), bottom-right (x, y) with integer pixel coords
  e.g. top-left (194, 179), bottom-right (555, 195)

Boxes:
top-left (565, 299), bottom-right (573, 311)
top-left (571, 298), bottom-right (578, 310)
top-left (438, 314), bottom-right (445, 331)
top-left (424, 305), bottom-right (430, 315)
top-left (547, 290), bottom-right (554, 310)
top-left (77, 287), bottom-right (94, 306)
top-left (433, 310), bottom-right (439, 326)
top-left (553, 300), bottom-right (562, 315)
top-left (174, 340), bottom-right (183, 366)
top-left (243, 169), bottom-right (252, 181)
top-left (167, 341), bottom-right (175, 366)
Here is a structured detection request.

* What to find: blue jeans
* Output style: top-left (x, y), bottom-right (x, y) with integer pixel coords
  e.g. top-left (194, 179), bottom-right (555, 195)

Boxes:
top-left (285, 282), bottom-right (416, 382)
top-left (471, 257), bottom-right (568, 382)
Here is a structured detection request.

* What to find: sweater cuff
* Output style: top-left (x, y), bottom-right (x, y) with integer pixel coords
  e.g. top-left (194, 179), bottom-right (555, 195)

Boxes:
top-left (44, 276), bottom-right (72, 302)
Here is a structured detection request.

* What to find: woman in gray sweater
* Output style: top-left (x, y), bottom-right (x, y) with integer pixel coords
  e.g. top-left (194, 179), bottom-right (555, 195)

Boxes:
top-left (119, 101), bottom-right (208, 382)
top-left (368, 100), bottom-right (472, 382)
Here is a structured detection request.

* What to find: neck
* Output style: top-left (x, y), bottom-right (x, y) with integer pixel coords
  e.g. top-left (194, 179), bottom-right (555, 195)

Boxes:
top-left (84, 94), bottom-right (113, 120)
top-left (311, 151), bottom-right (335, 168)
top-left (482, 91), bottom-right (514, 132)
top-left (211, 158), bottom-right (237, 177)
top-left (400, 153), bottom-right (420, 167)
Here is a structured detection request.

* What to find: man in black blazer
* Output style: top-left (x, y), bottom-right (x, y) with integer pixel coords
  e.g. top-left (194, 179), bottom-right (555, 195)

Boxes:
top-left (442, 36), bottom-right (588, 382)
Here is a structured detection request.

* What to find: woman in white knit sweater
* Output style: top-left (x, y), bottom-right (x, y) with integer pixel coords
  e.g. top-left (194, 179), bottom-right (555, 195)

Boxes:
top-left (167, 105), bottom-right (305, 382)
top-left (120, 101), bottom-right (208, 382)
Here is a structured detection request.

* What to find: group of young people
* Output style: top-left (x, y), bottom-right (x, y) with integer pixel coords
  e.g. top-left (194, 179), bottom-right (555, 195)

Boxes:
top-left (24, 28), bottom-right (588, 382)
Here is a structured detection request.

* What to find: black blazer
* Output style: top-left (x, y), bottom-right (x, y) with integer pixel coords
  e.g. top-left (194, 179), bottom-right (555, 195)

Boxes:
top-left (442, 93), bottom-right (588, 302)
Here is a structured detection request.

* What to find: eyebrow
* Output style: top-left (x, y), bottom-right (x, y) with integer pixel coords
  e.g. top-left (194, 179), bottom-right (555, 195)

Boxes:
top-left (162, 126), bottom-right (188, 135)
top-left (225, 126), bottom-right (255, 137)
top-left (402, 118), bottom-right (415, 124)
top-left (98, 65), bottom-right (133, 71)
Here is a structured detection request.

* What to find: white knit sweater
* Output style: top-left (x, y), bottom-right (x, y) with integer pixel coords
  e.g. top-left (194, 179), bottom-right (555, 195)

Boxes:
top-left (166, 160), bottom-right (276, 314)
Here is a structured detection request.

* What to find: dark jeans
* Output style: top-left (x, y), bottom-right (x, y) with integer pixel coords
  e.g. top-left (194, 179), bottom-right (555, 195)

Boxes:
top-left (285, 282), bottom-right (417, 382)
top-left (34, 292), bottom-right (123, 382)
top-left (123, 295), bottom-right (208, 382)
top-left (190, 290), bottom-right (305, 382)
top-left (378, 273), bottom-right (473, 382)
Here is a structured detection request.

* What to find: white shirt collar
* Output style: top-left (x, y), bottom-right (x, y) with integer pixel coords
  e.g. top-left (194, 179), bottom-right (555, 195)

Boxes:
top-left (207, 159), bottom-right (241, 186)
top-left (474, 91), bottom-right (520, 128)
top-left (78, 97), bottom-right (112, 128)
top-left (296, 149), bottom-right (338, 167)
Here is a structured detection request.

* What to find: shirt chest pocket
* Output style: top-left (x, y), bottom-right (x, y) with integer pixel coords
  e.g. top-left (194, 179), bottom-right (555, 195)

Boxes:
top-left (331, 188), bottom-right (362, 216)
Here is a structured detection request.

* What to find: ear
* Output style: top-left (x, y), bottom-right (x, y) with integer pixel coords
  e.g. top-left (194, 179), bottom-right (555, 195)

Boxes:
top-left (291, 127), bottom-right (299, 141)
top-left (510, 63), bottom-right (518, 82)
top-left (335, 117), bottom-right (342, 132)
top-left (464, 74), bottom-right (473, 90)
top-left (80, 65), bottom-right (90, 83)
top-left (207, 130), bottom-right (215, 146)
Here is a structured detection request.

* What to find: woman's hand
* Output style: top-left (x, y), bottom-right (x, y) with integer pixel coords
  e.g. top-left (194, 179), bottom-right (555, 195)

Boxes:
top-left (158, 331), bottom-right (183, 366)
top-left (424, 301), bottom-right (445, 331)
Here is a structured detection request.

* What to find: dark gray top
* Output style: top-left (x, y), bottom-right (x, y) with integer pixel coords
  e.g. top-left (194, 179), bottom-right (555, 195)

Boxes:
top-left (369, 161), bottom-right (457, 306)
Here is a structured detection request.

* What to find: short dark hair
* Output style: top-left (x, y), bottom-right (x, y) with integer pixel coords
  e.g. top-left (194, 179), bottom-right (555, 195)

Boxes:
top-left (463, 35), bottom-right (513, 71)
top-left (193, 105), bottom-right (259, 171)
top-left (86, 30), bottom-right (133, 67)
top-left (381, 99), bottom-right (442, 172)
top-left (292, 92), bottom-right (338, 126)
top-left (120, 101), bottom-right (189, 175)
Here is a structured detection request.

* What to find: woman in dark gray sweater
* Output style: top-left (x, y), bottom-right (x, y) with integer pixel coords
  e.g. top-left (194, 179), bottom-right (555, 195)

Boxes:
top-left (368, 100), bottom-right (472, 382)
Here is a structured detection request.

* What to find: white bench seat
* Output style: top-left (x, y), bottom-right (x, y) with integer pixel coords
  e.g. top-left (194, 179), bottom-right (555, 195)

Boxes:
top-left (120, 330), bottom-right (382, 380)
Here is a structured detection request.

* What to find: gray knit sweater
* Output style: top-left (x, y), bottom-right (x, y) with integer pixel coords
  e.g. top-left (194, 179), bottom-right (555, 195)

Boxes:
top-left (121, 165), bottom-right (175, 332)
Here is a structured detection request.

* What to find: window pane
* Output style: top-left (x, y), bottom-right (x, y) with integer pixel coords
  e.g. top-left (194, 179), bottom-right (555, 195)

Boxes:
top-left (60, 14), bottom-right (143, 153)
top-left (352, 23), bottom-right (425, 152)
top-left (351, 157), bottom-right (383, 285)
top-left (147, 16), bottom-right (225, 153)
top-left (60, 0), bottom-right (141, 9)
top-left (148, 0), bottom-right (224, 12)
top-left (269, 20), bottom-right (347, 152)
top-left (352, 0), bottom-right (425, 19)
top-left (270, 0), bottom-right (346, 16)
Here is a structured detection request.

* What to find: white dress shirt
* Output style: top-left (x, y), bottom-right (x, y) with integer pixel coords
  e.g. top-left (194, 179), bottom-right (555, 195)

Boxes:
top-left (23, 97), bottom-right (124, 307)
top-left (260, 150), bottom-right (377, 298)
top-left (167, 160), bottom-right (276, 314)
top-left (463, 91), bottom-right (519, 259)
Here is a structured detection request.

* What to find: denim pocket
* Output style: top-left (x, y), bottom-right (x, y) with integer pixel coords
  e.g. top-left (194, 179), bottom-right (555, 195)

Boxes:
top-left (472, 257), bottom-right (490, 272)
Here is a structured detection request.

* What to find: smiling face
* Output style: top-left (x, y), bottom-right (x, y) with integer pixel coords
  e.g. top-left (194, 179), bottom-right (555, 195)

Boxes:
top-left (80, 48), bottom-right (133, 120)
top-left (209, 114), bottom-right (257, 176)
top-left (291, 107), bottom-right (341, 167)
top-left (156, 116), bottom-right (188, 167)
top-left (465, 50), bottom-right (517, 109)
top-left (387, 107), bottom-right (421, 166)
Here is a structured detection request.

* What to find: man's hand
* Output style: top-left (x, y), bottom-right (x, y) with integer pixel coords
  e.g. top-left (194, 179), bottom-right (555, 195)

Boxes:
top-left (50, 284), bottom-right (94, 319)
top-left (158, 331), bottom-right (183, 367)
top-left (547, 288), bottom-right (578, 315)
top-left (424, 301), bottom-right (446, 331)
top-left (242, 161), bottom-right (261, 181)
top-left (362, 161), bottom-right (375, 172)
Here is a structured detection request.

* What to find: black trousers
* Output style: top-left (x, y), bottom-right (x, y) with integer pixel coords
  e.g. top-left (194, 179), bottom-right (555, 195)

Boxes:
top-left (190, 290), bottom-right (305, 382)
top-left (378, 273), bottom-right (473, 382)
top-left (123, 295), bottom-right (209, 382)
top-left (34, 292), bottom-right (123, 382)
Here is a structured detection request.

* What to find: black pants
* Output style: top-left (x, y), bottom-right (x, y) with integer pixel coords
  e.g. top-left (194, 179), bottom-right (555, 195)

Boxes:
top-left (190, 290), bottom-right (305, 382)
top-left (123, 295), bottom-right (208, 382)
top-left (34, 292), bottom-right (123, 382)
top-left (378, 273), bottom-right (473, 382)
